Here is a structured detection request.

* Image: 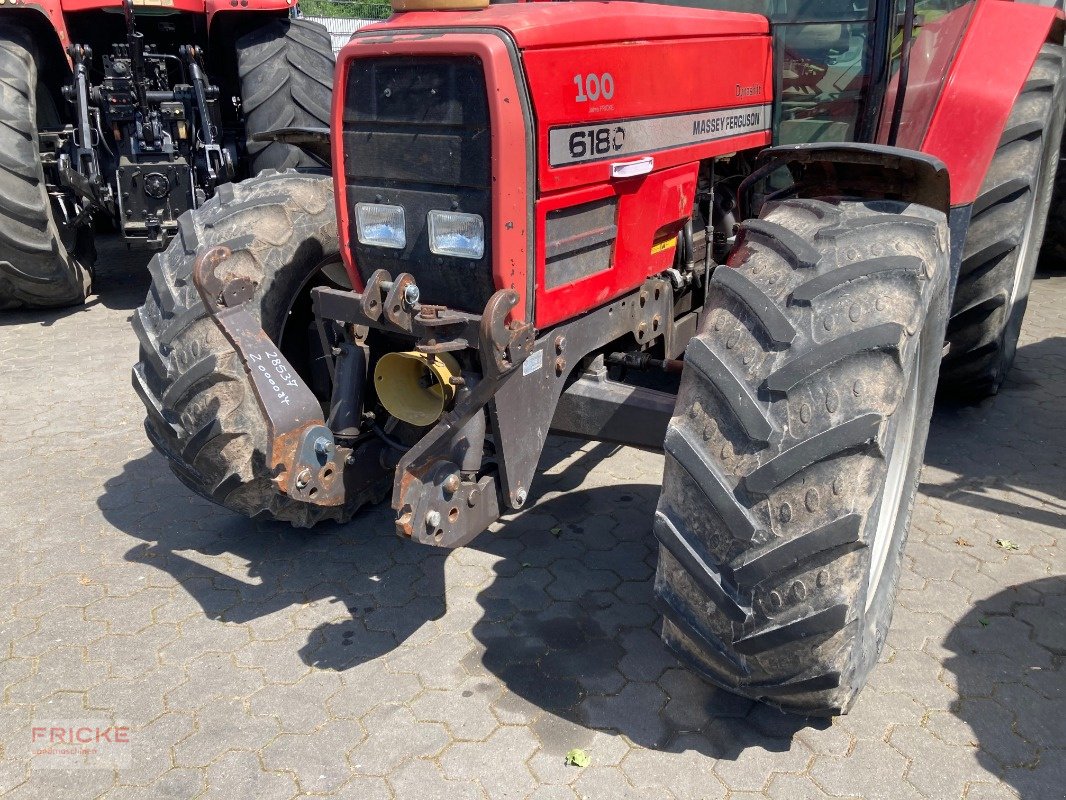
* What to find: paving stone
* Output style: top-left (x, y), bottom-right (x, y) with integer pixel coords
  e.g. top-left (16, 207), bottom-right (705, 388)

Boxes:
top-left (621, 740), bottom-right (726, 800)
top-left (765, 772), bottom-right (843, 800)
top-left (410, 678), bottom-right (501, 742)
top-left (582, 682), bottom-right (670, 748)
top-left (260, 718), bottom-right (365, 793)
top-left (347, 705), bottom-right (449, 776)
top-left (710, 733), bottom-right (811, 794)
top-left (440, 725), bottom-right (539, 800)
top-left (810, 739), bottom-right (925, 800)
top-left (388, 757), bottom-right (483, 800)
top-left (201, 750), bottom-right (298, 800)
top-left (890, 725), bottom-right (992, 799)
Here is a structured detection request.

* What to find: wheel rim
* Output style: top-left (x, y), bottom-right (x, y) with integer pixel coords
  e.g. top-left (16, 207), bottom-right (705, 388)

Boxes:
top-left (1009, 117), bottom-right (1059, 309)
top-left (866, 354), bottom-right (921, 609)
top-left (276, 255), bottom-right (352, 398)
top-left (1009, 184), bottom-right (1040, 309)
top-left (277, 255), bottom-right (351, 347)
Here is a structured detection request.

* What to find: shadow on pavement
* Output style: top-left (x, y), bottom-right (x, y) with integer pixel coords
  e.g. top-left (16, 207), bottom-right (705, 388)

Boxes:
top-left (943, 576), bottom-right (1065, 800)
top-left (923, 336), bottom-right (1066, 530)
top-left (99, 437), bottom-right (824, 759)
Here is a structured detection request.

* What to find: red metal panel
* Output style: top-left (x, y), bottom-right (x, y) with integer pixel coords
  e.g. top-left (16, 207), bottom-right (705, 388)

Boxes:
top-left (876, 3), bottom-right (976, 148)
top-left (362, 2), bottom-right (768, 48)
top-left (919, 0), bottom-right (1061, 205)
top-left (205, 0), bottom-right (294, 24)
top-left (533, 162), bottom-right (698, 328)
top-left (56, 0), bottom-right (293, 24)
top-left (332, 33), bottom-right (532, 321)
top-left (522, 36), bottom-right (773, 192)
top-left (61, 0), bottom-right (205, 12)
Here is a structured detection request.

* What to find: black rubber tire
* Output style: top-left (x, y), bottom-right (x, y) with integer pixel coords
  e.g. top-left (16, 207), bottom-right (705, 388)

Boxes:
top-left (940, 44), bottom-right (1066, 397)
top-left (0, 24), bottom-right (93, 310)
top-left (236, 18), bottom-right (334, 176)
top-left (131, 170), bottom-right (376, 527)
top-left (655, 197), bottom-right (949, 716)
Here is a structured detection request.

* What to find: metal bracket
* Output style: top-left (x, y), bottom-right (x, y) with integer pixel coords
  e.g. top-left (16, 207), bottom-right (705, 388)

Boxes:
top-left (395, 460), bottom-right (501, 548)
top-left (191, 245), bottom-right (345, 506)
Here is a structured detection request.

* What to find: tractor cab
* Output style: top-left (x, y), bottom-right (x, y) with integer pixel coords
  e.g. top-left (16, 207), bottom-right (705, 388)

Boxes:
top-left (650, 0), bottom-right (977, 147)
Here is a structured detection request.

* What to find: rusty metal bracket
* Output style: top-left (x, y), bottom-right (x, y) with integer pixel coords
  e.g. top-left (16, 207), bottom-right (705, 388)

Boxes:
top-left (191, 245), bottom-right (345, 506)
top-left (389, 277), bottom-right (672, 543)
top-left (395, 459), bottom-right (501, 548)
top-left (312, 274), bottom-right (534, 369)
top-left (480, 289), bottom-right (535, 378)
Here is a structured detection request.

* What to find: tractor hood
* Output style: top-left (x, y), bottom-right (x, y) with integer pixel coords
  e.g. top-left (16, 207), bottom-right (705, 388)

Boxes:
top-left (359, 1), bottom-right (769, 47)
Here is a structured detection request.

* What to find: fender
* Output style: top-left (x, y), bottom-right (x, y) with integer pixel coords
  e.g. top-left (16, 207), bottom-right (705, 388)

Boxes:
top-left (250, 127), bottom-right (330, 165)
top-left (205, 0), bottom-right (294, 28)
top-left (0, 3), bottom-right (72, 68)
top-left (911, 0), bottom-right (1063, 206)
top-left (739, 142), bottom-right (950, 216)
top-left (738, 142), bottom-right (970, 300)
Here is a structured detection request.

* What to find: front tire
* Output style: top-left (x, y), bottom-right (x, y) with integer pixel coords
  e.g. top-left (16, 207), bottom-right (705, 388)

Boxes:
top-left (655, 197), bottom-right (949, 715)
top-left (0, 24), bottom-right (93, 310)
top-left (131, 171), bottom-right (373, 527)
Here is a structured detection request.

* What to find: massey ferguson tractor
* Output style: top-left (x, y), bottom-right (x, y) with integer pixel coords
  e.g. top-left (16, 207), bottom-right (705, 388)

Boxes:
top-left (132, 0), bottom-right (1065, 715)
top-left (0, 0), bottom-right (334, 309)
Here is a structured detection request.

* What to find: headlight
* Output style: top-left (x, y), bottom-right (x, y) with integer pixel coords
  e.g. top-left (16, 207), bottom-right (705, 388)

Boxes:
top-left (355, 203), bottom-right (406, 249)
top-left (428, 210), bottom-right (485, 259)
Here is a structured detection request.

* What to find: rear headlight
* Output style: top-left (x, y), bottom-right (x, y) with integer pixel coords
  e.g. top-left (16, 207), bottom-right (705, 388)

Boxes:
top-left (428, 210), bottom-right (485, 259)
top-left (355, 203), bottom-right (406, 249)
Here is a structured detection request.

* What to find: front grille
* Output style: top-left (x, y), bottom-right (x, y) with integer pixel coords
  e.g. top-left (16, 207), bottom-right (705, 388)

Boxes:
top-left (544, 198), bottom-right (618, 289)
top-left (343, 56), bottom-right (493, 312)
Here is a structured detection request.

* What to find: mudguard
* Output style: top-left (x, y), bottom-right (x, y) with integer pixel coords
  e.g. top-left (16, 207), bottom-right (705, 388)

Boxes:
top-left (897, 0), bottom-right (1064, 206)
top-left (740, 142), bottom-right (950, 215)
top-left (0, 4), bottom-right (71, 68)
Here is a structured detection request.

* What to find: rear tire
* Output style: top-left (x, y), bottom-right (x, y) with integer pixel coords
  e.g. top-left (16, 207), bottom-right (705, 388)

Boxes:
top-left (940, 44), bottom-right (1065, 396)
top-left (1037, 130), bottom-right (1066, 273)
top-left (0, 24), bottom-right (92, 310)
top-left (655, 197), bottom-right (949, 715)
top-left (236, 19), bottom-right (335, 176)
top-left (131, 171), bottom-right (377, 527)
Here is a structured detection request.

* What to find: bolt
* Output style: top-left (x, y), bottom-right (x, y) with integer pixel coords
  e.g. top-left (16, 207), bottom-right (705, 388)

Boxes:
top-left (515, 488), bottom-right (527, 507)
top-left (467, 487), bottom-right (480, 507)
top-left (442, 473), bottom-right (461, 494)
top-left (637, 321), bottom-right (647, 340)
top-left (345, 453), bottom-right (357, 466)
top-left (313, 436), bottom-right (332, 458)
top-left (555, 357), bottom-right (566, 377)
top-left (294, 468), bottom-right (311, 490)
top-left (425, 510), bottom-right (442, 529)
top-left (554, 335), bottom-right (566, 355)
top-left (403, 283), bottom-right (420, 306)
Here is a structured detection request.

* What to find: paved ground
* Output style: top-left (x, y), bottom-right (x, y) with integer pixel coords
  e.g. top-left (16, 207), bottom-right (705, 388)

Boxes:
top-left (0, 240), bottom-right (1063, 800)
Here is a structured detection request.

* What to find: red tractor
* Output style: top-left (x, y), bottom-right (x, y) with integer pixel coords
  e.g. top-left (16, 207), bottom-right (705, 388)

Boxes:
top-left (0, 0), bottom-right (334, 309)
top-left (132, 0), bottom-right (1064, 714)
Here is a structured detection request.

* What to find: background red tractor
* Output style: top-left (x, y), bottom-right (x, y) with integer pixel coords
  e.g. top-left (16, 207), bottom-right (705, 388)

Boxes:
top-left (133, 0), bottom-right (1064, 715)
top-left (0, 0), bottom-right (334, 309)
